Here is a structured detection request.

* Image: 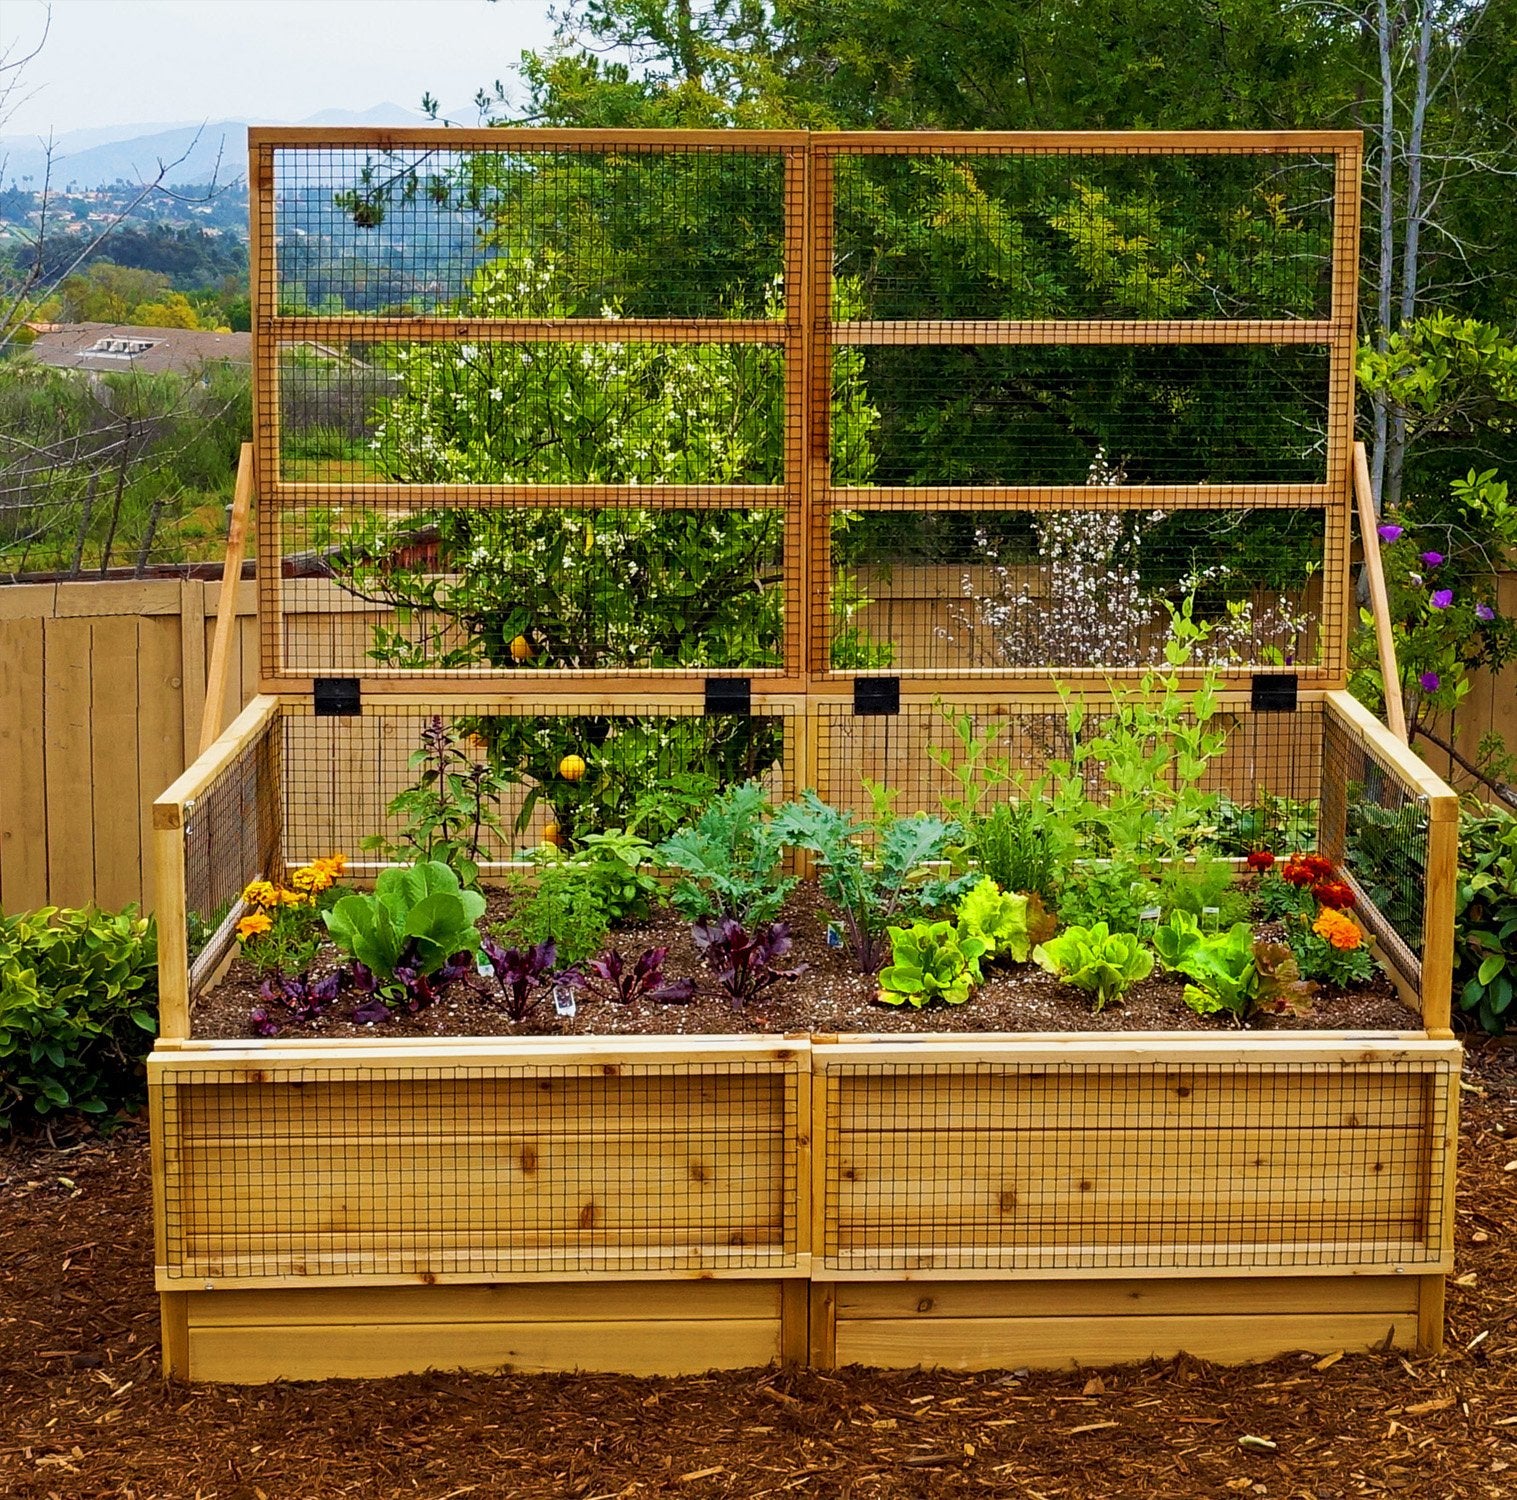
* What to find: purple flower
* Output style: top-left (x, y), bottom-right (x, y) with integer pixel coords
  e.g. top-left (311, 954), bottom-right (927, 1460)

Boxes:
top-left (1430, 589), bottom-right (1454, 609)
top-left (1419, 551), bottom-right (1444, 567)
top-left (1477, 602), bottom-right (1496, 622)
top-left (1377, 523), bottom-right (1403, 543)
top-left (1419, 671), bottom-right (1441, 692)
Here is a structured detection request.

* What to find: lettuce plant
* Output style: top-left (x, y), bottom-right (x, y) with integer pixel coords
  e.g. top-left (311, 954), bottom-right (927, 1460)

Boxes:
top-left (323, 860), bottom-right (485, 1014)
top-left (690, 916), bottom-right (806, 1008)
top-left (1032, 923), bottom-right (1153, 1010)
top-left (1161, 920), bottom-right (1318, 1021)
top-left (578, 946), bottom-right (695, 1005)
top-left (955, 877), bottom-right (1054, 964)
top-left (1152, 908), bottom-right (1206, 972)
top-left (773, 790), bottom-right (959, 973)
top-left (877, 921), bottom-right (988, 1008)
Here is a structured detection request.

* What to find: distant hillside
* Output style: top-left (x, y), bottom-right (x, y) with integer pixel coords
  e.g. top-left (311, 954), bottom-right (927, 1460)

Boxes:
top-left (0, 104), bottom-right (428, 190)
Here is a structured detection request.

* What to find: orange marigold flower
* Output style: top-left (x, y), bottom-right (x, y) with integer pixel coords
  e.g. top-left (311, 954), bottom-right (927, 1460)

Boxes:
top-left (1246, 850), bottom-right (1275, 872)
top-left (240, 880), bottom-right (278, 908)
top-left (313, 853), bottom-right (348, 878)
top-left (276, 887), bottom-right (308, 907)
top-left (1313, 908), bottom-right (1362, 951)
top-left (236, 911), bottom-right (273, 942)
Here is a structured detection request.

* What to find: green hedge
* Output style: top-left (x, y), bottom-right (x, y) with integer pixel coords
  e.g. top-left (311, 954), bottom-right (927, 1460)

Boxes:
top-left (1456, 806), bottom-right (1517, 1034)
top-left (0, 905), bottom-right (157, 1130)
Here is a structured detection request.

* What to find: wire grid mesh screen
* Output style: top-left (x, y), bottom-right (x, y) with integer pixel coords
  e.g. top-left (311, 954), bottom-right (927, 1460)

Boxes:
top-left (819, 1059), bottom-right (1450, 1274)
top-left (1321, 709), bottom-right (1430, 970)
top-left (277, 698), bottom-right (796, 869)
top-left (182, 714), bottom-right (282, 962)
top-left (252, 131), bottom-right (1359, 687)
top-left (254, 136), bottom-right (803, 681)
top-left (157, 1058), bottom-right (803, 1283)
top-left (813, 699), bottom-right (1325, 849)
top-left (815, 138), bottom-right (1357, 683)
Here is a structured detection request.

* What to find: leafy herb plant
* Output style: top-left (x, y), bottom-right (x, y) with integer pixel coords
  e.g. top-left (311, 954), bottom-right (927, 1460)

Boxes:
top-left (363, 716), bottom-right (508, 887)
top-left (690, 917), bottom-right (806, 1008)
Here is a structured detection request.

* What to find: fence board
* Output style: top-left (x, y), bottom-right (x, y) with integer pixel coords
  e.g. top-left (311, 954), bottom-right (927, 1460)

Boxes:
top-left (90, 617), bottom-right (144, 909)
top-left (0, 617), bottom-right (49, 910)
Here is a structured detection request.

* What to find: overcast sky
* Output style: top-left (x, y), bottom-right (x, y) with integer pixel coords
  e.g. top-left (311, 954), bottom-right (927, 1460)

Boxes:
top-left (1, 0), bottom-right (560, 138)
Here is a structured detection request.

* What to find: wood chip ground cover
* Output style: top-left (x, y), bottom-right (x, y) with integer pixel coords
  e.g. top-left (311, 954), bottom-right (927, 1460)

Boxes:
top-left (1, 1050), bottom-right (1513, 1498)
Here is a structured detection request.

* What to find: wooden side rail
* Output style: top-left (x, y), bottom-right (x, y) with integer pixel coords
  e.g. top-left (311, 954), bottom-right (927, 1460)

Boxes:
top-left (154, 695), bottom-right (282, 1039)
top-left (1353, 441), bottom-right (1409, 743)
top-left (1324, 690), bottom-right (1458, 1032)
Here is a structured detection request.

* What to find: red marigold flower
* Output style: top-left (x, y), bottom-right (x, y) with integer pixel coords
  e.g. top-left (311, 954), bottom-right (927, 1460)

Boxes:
top-left (1312, 879), bottom-right (1356, 910)
top-left (1246, 850), bottom-right (1276, 872)
top-left (1282, 855), bottom-right (1316, 886)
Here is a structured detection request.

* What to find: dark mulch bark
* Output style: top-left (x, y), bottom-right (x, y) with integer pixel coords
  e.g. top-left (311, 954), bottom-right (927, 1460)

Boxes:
top-left (195, 885), bottom-right (1412, 1041)
top-left (2, 1047), bottom-right (1514, 1499)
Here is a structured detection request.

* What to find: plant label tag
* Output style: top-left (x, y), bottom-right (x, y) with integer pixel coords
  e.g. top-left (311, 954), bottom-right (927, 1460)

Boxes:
top-left (826, 924), bottom-right (844, 949)
top-left (553, 985), bottom-right (577, 1018)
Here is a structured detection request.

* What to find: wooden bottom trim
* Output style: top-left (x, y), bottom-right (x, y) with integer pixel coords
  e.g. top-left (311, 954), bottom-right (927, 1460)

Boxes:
top-left (179, 1280), bottom-right (784, 1382)
top-left (823, 1276), bottom-right (1421, 1372)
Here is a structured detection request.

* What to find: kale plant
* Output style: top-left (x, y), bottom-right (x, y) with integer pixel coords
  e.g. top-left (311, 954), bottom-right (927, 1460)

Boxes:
top-left (657, 781), bottom-right (794, 925)
top-left (772, 788), bottom-right (959, 974)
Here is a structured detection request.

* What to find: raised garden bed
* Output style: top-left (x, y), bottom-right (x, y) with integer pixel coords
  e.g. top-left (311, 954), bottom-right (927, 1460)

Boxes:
top-left (148, 126), bottom-right (1461, 1383)
top-left (151, 687), bottom-right (1461, 1382)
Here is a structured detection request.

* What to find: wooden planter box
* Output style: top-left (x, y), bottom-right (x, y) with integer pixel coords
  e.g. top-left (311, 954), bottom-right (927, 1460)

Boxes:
top-left (149, 1030), bottom-right (1457, 1380)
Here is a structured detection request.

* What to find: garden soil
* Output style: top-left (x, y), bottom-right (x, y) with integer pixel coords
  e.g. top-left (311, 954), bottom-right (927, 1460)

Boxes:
top-left (195, 886), bottom-right (1413, 1041)
top-left (1, 1048), bottom-right (1514, 1500)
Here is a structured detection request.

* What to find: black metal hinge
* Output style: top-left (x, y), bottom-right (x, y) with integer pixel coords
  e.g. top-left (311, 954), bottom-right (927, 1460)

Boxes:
top-left (1251, 673), bottom-right (1299, 712)
top-left (313, 677), bottom-right (361, 716)
top-left (854, 676), bottom-right (900, 716)
top-left (704, 677), bottom-right (751, 715)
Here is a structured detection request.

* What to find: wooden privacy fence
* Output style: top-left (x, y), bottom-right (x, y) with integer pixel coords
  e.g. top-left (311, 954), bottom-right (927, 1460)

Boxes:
top-left (0, 579), bottom-right (259, 914)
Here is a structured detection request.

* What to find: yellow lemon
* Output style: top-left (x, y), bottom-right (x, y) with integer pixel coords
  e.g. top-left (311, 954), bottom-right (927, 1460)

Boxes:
top-left (509, 634), bottom-right (534, 662)
top-left (558, 754), bottom-right (586, 782)
top-left (542, 822), bottom-right (564, 848)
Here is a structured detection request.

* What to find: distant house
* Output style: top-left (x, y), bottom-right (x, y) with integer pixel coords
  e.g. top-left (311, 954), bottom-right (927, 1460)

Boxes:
top-left (20, 322), bottom-right (251, 379)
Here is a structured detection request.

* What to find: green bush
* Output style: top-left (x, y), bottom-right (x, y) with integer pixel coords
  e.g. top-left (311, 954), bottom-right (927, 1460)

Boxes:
top-left (1454, 805), bottom-right (1517, 1033)
top-left (0, 905), bottom-right (158, 1130)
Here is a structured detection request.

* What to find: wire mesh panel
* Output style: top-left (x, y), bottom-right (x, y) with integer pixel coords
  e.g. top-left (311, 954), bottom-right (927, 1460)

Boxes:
top-left (817, 1049), bottom-right (1455, 1275)
top-left (1321, 704), bottom-right (1432, 976)
top-left (155, 1049), bottom-right (806, 1284)
top-left (813, 133), bottom-right (1360, 686)
top-left (275, 696), bottom-right (796, 871)
top-left (182, 708), bottom-right (282, 964)
top-left (253, 132), bottom-right (806, 683)
top-left (813, 698), bottom-right (1323, 840)
top-left (251, 129), bottom-right (1361, 688)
